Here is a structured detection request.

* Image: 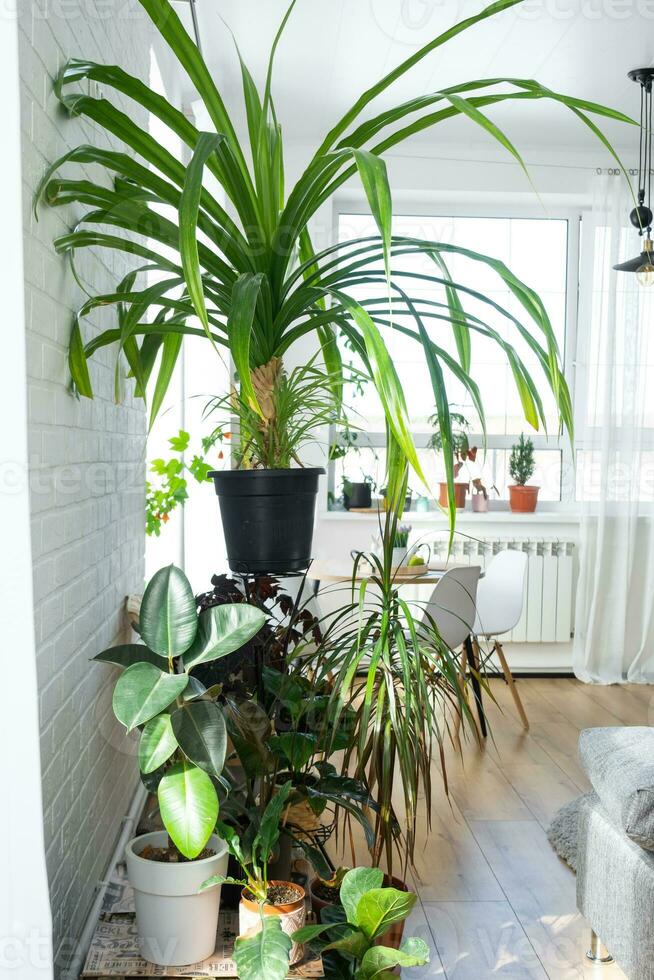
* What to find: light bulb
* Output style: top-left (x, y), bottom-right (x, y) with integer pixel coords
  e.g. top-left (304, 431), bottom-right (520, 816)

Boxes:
top-left (636, 261), bottom-right (654, 287)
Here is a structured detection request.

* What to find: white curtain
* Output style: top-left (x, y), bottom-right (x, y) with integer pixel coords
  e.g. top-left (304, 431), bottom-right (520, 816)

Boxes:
top-left (574, 174), bottom-right (654, 683)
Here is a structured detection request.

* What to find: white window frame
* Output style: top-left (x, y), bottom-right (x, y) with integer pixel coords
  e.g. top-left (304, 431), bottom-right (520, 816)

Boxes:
top-left (329, 198), bottom-right (583, 511)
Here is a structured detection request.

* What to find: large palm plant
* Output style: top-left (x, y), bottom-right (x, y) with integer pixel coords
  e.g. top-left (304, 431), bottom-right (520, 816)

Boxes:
top-left (37, 0), bottom-right (632, 520)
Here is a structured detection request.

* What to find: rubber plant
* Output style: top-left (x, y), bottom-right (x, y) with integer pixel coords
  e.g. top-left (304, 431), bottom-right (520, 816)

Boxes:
top-left (96, 563), bottom-right (266, 857)
top-left (35, 0), bottom-right (634, 529)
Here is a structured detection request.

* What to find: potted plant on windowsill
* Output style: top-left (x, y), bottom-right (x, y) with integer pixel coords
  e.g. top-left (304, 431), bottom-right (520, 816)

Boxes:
top-left (429, 411), bottom-right (476, 510)
top-left (508, 434), bottom-right (539, 512)
top-left (94, 564), bottom-right (267, 966)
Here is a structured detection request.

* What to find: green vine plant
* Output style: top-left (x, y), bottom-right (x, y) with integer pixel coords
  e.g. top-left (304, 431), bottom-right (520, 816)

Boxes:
top-left (146, 429), bottom-right (224, 536)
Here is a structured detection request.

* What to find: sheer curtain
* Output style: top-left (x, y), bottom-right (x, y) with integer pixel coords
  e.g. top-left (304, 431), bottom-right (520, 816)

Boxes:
top-left (573, 174), bottom-right (654, 683)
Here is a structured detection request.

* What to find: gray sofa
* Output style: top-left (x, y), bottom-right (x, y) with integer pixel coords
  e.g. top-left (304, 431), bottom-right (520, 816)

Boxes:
top-left (577, 727), bottom-right (654, 979)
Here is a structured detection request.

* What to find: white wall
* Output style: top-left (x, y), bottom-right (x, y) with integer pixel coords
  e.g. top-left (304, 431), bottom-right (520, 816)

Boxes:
top-left (1, 6), bottom-right (53, 978)
top-left (17, 2), bottom-right (170, 973)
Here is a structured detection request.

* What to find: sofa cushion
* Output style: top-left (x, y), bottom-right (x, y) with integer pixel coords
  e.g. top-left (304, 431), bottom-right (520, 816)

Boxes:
top-left (579, 727), bottom-right (654, 850)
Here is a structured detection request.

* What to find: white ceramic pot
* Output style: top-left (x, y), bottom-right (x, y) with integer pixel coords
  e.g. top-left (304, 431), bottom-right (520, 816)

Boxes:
top-left (239, 881), bottom-right (306, 965)
top-left (391, 546), bottom-right (408, 567)
top-left (125, 831), bottom-right (228, 966)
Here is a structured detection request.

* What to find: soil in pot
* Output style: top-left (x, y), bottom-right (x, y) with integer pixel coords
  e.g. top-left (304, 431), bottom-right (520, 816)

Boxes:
top-left (239, 881), bottom-right (306, 965)
top-left (509, 484), bottom-right (539, 513)
top-left (209, 468), bottom-right (324, 575)
top-left (126, 831), bottom-right (228, 966)
top-left (310, 877), bottom-right (342, 922)
top-left (139, 844), bottom-right (216, 862)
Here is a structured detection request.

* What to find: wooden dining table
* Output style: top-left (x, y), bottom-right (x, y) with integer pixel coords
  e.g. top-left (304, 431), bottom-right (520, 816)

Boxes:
top-left (309, 558), bottom-right (465, 586)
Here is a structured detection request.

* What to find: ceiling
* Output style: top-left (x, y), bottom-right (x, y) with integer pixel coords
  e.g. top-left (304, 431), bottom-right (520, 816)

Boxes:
top-left (178, 0), bottom-right (654, 155)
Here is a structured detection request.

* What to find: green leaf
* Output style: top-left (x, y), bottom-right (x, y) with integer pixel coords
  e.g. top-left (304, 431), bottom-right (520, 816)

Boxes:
top-left (158, 760), bottom-right (218, 859)
top-left (112, 662), bottom-right (188, 732)
top-left (333, 292), bottom-right (425, 486)
top-left (179, 132), bottom-right (226, 336)
top-left (352, 149), bottom-right (392, 280)
top-left (227, 273), bottom-right (265, 415)
top-left (171, 700), bottom-right (227, 776)
top-left (139, 564), bottom-right (198, 659)
top-left (233, 915), bottom-right (292, 980)
top-left (356, 888), bottom-right (416, 941)
top-left (200, 874), bottom-right (247, 891)
top-left (93, 643), bottom-right (163, 669)
top-left (252, 781), bottom-right (294, 868)
top-left (184, 603), bottom-right (267, 670)
top-left (69, 318), bottom-right (93, 397)
top-left (323, 928), bottom-right (370, 961)
top-left (339, 867), bottom-right (384, 926)
top-left (139, 714), bottom-right (177, 773)
top-left (149, 331), bottom-right (183, 430)
top-left (358, 937), bottom-right (430, 978)
top-left (268, 733), bottom-right (316, 771)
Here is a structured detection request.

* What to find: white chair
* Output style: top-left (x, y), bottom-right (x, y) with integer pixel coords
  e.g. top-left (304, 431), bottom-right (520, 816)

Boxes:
top-left (472, 549), bottom-right (529, 731)
top-left (421, 565), bottom-right (480, 650)
top-left (421, 566), bottom-right (484, 739)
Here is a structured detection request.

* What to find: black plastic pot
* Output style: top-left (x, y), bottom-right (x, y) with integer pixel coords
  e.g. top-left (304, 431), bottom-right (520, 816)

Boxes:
top-left (209, 468), bottom-right (325, 575)
top-left (343, 481), bottom-right (372, 510)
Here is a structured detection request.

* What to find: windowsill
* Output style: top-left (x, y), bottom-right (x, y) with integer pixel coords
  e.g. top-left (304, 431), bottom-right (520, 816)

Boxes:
top-left (319, 509), bottom-right (581, 524)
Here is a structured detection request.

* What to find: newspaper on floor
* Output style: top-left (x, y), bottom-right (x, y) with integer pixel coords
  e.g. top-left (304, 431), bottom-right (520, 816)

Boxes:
top-left (86, 867), bottom-right (323, 978)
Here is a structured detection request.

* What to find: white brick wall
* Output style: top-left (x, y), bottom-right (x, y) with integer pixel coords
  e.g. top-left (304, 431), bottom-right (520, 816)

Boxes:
top-left (18, 1), bottom-right (162, 973)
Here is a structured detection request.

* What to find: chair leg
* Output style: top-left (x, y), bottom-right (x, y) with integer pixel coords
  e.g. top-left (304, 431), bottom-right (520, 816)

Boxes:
top-left (495, 640), bottom-right (529, 731)
top-left (466, 636), bottom-right (487, 738)
top-left (586, 930), bottom-right (613, 964)
top-left (453, 647), bottom-right (467, 749)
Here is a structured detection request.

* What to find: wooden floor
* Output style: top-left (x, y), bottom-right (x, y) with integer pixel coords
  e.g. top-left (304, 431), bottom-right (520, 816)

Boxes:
top-left (334, 677), bottom-right (654, 979)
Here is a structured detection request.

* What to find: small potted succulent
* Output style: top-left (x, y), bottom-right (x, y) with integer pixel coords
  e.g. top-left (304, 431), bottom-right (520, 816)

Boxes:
top-left (508, 434), bottom-right (539, 512)
top-left (201, 782), bottom-right (306, 979)
top-left (429, 411), bottom-right (475, 510)
top-left (94, 564), bottom-right (267, 966)
top-left (294, 867), bottom-right (429, 974)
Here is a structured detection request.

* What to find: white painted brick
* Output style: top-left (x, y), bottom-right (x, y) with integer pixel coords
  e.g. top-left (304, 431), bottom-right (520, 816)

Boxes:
top-left (19, 5), bottom-right (160, 972)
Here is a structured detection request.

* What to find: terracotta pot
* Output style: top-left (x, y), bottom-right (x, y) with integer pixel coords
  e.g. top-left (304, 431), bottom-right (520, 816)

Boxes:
top-left (438, 482), bottom-right (468, 509)
top-left (239, 882), bottom-right (306, 965)
top-left (509, 484), bottom-right (539, 513)
top-left (309, 877), bottom-right (339, 923)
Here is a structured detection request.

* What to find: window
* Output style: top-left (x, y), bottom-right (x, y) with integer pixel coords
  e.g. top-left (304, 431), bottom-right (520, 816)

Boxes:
top-left (331, 209), bottom-right (577, 507)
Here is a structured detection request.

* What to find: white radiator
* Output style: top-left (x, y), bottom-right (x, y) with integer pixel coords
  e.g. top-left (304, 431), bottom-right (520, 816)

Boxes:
top-left (427, 537), bottom-right (576, 643)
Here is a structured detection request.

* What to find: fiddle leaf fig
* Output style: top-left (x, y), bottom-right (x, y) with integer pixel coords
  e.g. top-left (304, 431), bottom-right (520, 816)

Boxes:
top-left (339, 867), bottom-right (383, 926)
top-left (139, 564), bottom-right (198, 658)
top-left (112, 662), bottom-right (188, 731)
top-left (358, 937), bottom-right (430, 978)
top-left (355, 888), bottom-right (416, 941)
top-left (139, 714), bottom-right (177, 773)
top-left (183, 603), bottom-right (267, 670)
top-left (158, 760), bottom-right (218, 859)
